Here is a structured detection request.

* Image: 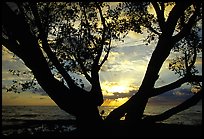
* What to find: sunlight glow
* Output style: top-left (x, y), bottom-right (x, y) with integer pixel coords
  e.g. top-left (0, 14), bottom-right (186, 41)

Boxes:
top-left (108, 85), bottom-right (128, 93)
top-left (2, 92), bottom-right (56, 106)
top-left (148, 2), bottom-right (175, 20)
top-left (102, 98), bottom-right (129, 107)
top-left (101, 80), bottom-right (137, 94)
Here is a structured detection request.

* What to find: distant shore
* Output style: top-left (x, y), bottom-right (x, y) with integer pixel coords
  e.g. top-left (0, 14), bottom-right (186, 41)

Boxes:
top-left (2, 119), bottom-right (202, 137)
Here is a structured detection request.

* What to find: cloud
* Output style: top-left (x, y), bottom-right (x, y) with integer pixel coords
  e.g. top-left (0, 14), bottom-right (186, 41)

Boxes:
top-left (173, 91), bottom-right (186, 96)
top-left (195, 57), bottom-right (202, 65)
top-left (102, 97), bottom-right (129, 107)
top-left (104, 90), bottom-right (137, 99)
top-left (102, 43), bottom-right (154, 75)
top-left (2, 46), bottom-right (32, 87)
top-left (31, 88), bottom-right (47, 95)
top-left (149, 87), bottom-right (194, 105)
top-left (127, 31), bottom-right (144, 40)
top-left (2, 91), bottom-right (56, 106)
top-left (100, 46), bottom-right (151, 86)
top-left (40, 97), bottom-right (46, 99)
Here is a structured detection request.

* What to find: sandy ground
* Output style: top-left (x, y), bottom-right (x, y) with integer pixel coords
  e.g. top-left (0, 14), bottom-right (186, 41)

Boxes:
top-left (2, 120), bottom-right (202, 138)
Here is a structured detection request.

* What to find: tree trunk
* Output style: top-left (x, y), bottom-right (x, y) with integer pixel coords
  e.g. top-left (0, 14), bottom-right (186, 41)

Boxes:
top-left (91, 71), bottom-right (104, 106)
top-left (26, 52), bottom-right (102, 128)
top-left (125, 35), bottom-right (174, 121)
top-left (2, 3), bottom-right (102, 129)
top-left (106, 35), bottom-right (174, 122)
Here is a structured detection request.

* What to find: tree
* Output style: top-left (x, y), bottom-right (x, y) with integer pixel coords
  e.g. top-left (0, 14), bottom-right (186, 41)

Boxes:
top-left (106, 1), bottom-right (202, 123)
top-left (2, 2), bottom-right (130, 129)
top-left (2, 1), bottom-right (202, 133)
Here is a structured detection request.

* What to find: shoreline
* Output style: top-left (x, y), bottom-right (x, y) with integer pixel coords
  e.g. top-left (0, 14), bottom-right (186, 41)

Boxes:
top-left (2, 119), bottom-right (202, 137)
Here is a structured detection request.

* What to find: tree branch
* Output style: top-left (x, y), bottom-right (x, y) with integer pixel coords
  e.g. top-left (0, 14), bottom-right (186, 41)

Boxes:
top-left (99, 37), bottom-right (111, 68)
top-left (165, 1), bottom-right (192, 36)
top-left (143, 89), bottom-right (202, 123)
top-left (150, 75), bottom-right (202, 98)
top-left (172, 2), bottom-right (201, 43)
top-left (65, 20), bottom-right (92, 83)
top-left (2, 2), bottom-right (40, 64)
top-left (81, 5), bottom-right (97, 48)
top-left (76, 54), bottom-right (92, 83)
top-left (151, 2), bottom-right (165, 32)
top-left (29, 2), bottom-right (77, 89)
top-left (146, 25), bottom-right (161, 36)
top-left (188, 46), bottom-right (197, 71)
top-left (92, 2), bottom-right (107, 73)
top-left (73, 6), bottom-right (94, 83)
top-left (2, 37), bottom-right (24, 60)
top-left (74, 44), bottom-right (92, 83)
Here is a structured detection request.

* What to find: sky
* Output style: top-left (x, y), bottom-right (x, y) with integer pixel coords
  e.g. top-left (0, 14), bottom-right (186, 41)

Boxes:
top-left (2, 30), bottom-right (202, 106)
top-left (2, 2), bottom-right (202, 107)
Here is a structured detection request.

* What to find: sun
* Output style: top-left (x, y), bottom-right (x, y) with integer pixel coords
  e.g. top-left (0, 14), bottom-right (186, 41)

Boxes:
top-left (101, 81), bottom-right (133, 93)
top-left (108, 85), bottom-right (128, 93)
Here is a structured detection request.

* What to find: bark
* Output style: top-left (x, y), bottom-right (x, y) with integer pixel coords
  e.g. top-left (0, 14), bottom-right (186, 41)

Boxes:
top-left (2, 2), bottom-right (102, 128)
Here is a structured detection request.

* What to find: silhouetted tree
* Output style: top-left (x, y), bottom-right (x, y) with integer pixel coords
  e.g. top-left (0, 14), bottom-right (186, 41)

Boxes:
top-left (2, 2), bottom-right (130, 129)
top-left (2, 1), bottom-right (202, 132)
top-left (106, 1), bottom-right (202, 123)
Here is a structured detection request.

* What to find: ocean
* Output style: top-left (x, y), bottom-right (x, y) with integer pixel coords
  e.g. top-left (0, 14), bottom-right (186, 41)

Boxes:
top-left (2, 102), bottom-right (202, 136)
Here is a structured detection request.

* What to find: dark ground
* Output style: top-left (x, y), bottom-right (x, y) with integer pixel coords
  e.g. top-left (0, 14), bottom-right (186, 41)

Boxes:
top-left (1, 120), bottom-right (202, 138)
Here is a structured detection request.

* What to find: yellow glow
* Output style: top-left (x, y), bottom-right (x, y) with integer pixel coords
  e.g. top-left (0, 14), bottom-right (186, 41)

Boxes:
top-left (127, 31), bottom-right (144, 40)
top-left (2, 92), bottom-right (56, 106)
top-left (148, 3), bottom-right (175, 20)
top-left (101, 82), bottom-right (136, 107)
top-left (101, 79), bottom-right (138, 107)
top-left (101, 81), bottom-right (135, 93)
top-left (102, 98), bottom-right (129, 107)
top-left (108, 85), bottom-right (127, 93)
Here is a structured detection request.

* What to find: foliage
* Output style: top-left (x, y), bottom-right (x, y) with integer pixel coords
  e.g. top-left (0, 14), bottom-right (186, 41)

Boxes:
top-left (6, 69), bottom-right (38, 93)
top-left (4, 2), bottom-right (133, 92)
top-left (124, 1), bottom-right (202, 84)
top-left (2, 2), bottom-right (202, 124)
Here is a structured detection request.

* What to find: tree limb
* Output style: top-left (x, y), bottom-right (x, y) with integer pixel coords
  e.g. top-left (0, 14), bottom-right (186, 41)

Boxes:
top-left (65, 18), bottom-right (92, 83)
top-left (73, 6), bottom-right (94, 83)
top-left (92, 2), bottom-right (107, 73)
top-left (146, 25), bottom-right (161, 36)
top-left (72, 41), bottom-right (92, 83)
top-left (150, 75), bottom-right (202, 98)
top-left (172, 2), bottom-right (201, 44)
top-left (2, 2), bottom-right (40, 64)
top-left (81, 5), bottom-right (97, 48)
top-left (99, 37), bottom-right (111, 68)
top-left (2, 37), bottom-right (24, 60)
top-left (151, 2), bottom-right (165, 32)
top-left (188, 46), bottom-right (197, 71)
top-left (76, 55), bottom-right (92, 83)
top-left (29, 2), bottom-right (77, 89)
top-left (143, 89), bottom-right (202, 123)
top-left (165, 1), bottom-right (192, 36)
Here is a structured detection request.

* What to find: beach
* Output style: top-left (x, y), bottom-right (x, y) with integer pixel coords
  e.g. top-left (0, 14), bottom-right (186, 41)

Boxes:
top-left (2, 105), bottom-right (202, 137)
top-left (2, 119), bottom-right (202, 137)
